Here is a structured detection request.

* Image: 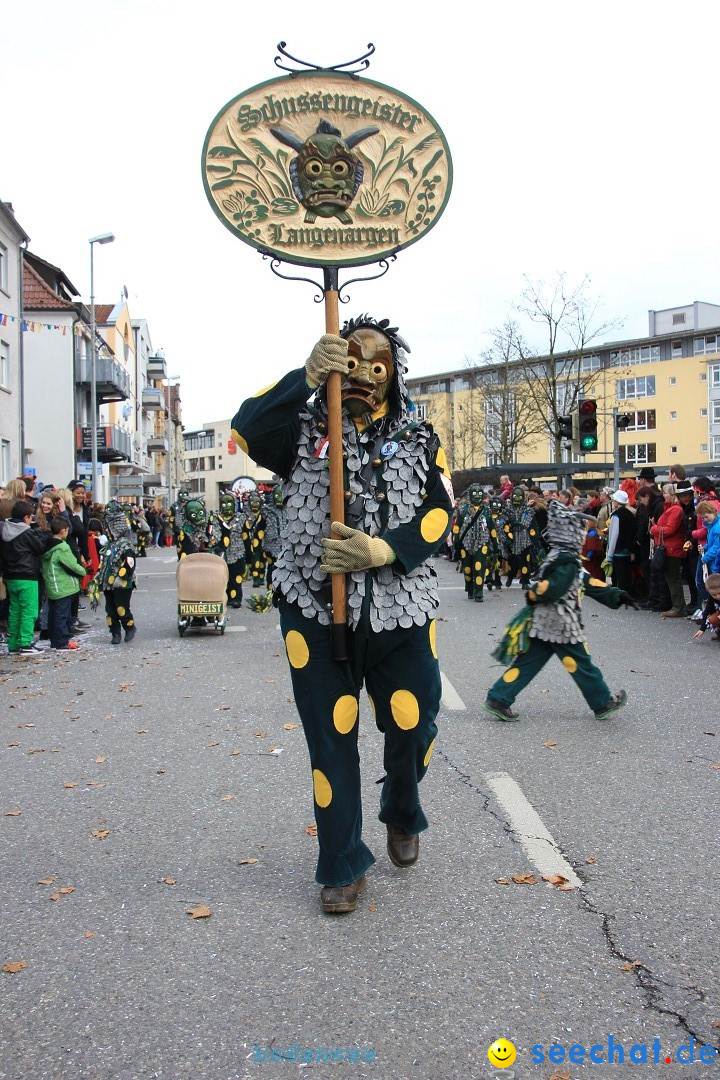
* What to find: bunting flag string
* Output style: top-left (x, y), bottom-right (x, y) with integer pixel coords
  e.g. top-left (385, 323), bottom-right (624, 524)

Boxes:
top-left (0, 311), bottom-right (90, 336)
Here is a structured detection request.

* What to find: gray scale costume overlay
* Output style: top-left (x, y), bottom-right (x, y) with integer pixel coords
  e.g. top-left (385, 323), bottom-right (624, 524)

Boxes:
top-left (528, 505), bottom-right (589, 645)
top-left (503, 505), bottom-right (536, 555)
top-left (273, 417), bottom-right (440, 632)
top-left (211, 514), bottom-right (245, 562)
top-left (463, 508), bottom-right (493, 551)
top-left (263, 506), bottom-right (287, 559)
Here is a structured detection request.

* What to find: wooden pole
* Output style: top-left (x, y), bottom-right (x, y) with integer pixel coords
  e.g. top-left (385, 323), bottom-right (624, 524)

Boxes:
top-left (323, 267), bottom-right (348, 661)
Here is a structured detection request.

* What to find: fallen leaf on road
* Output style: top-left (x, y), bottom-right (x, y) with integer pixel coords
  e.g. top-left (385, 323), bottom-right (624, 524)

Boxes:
top-left (585, 855), bottom-right (598, 864)
top-left (230, 749), bottom-right (241, 757)
top-left (238, 858), bottom-right (258, 865)
top-left (2, 962), bottom-right (28, 974)
top-left (5, 743), bottom-right (20, 748)
top-left (368, 904), bottom-right (378, 912)
top-left (118, 683), bottom-right (132, 692)
top-left (709, 764), bottom-right (720, 770)
top-left (187, 905), bottom-right (212, 919)
top-left (95, 755), bottom-right (106, 764)
top-left (5, 810), bottom-right (22, 817)
top-left (265, 679), bottom-right (276, 684)
top-left (206, 741), bottom-right (219, 748)
top-left (215, 705), bottom-right (230, 711)
top-left (86, 781), bottom-right (105, 789)
top-left (266, 747), bottom-right (284, 755)
top-left (104, 714), bottom-right (113, 721)
top-left (549, 1073), bottom-right (571, 1080)
top-left (220, 795), bottom-right (235, 802)
top-left (84, 931), bottom-right (96, 939)
top-left (159, 877), bottom-right (177, 885)
top-left (63, 782), bottom-right (78, 789)
top-left (621, 960), bottom-right (643, 971)
top-left (283, 723), bottom-right (299, 731)
top-left (494, 878), bottom-right (511, 885)
top-left (91, 830), bottom-right (111, 840)
top-left (134, 728), bottom-right (150, 734)
top-left (253, 731), bottom-right (266, 738)
top-left (128, 704), bottom-right (144, 709)
top-left (27, 748), bottom-right (44, 755)
top-left (543, 740), bottom-right (558, 748)
top-left (305, 824), bottom-right (318, 836)
top-left (542, 874), bottom-right (576, 890)
top-left (511, 874), bottom-right (538, 884)
top-left (50, 887), bottom-right (75, 901)
top-left (37, 876), bottom-right (57, 886)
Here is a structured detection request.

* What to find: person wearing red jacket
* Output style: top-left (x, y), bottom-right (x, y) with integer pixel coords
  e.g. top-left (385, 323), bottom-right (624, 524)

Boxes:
top-left (650, 484), bottom-right (688, 618)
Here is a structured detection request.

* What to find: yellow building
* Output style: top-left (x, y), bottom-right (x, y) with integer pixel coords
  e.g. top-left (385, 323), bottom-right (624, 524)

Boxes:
top-left (405, 302), bottom-right (720, 481)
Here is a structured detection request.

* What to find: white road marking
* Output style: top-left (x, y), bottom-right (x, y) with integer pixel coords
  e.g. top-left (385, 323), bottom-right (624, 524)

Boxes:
top-left (440, 672), bottom-right (466, 711)
top-left (484, 771), bottom-right (583, 887)
top-left (223, 625), bottom-right (247, 632)
top-left (437, 585), bottom-right (466, 591)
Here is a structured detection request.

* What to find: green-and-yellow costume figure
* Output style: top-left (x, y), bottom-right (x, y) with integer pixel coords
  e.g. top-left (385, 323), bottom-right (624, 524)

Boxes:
top-left (232, 316), bottom-right (452, 908)
top-left (210, 492), bottom-right (246, 608)
top-left (177, 499), bottom-right (210, 558)
top-left (169, 489), bottom-right (189, 559)
top-left (485, 499), bottom-right (635, 722)
top-left (242, 493), bottom-right (267, 587)
top-left (95, 500), bottom-right (137, 645)
top-left (458, 485), bottom-right (500, 602)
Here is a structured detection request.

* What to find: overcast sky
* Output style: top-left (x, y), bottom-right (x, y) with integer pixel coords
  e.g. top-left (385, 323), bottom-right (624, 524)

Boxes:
top-left (4, 1), bottom-right (719, 429)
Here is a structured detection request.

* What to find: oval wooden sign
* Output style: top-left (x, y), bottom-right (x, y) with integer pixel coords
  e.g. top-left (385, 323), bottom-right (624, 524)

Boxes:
top-left (202, 71), bottom-right (452, 268)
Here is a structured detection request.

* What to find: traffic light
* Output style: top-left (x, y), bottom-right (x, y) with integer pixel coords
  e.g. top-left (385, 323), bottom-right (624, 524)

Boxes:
top-left (557, 414), bottom-right (574, 441)
top-left (577, 398), bottom-right (598, 452)
top-left (616, 413), bottom-right (632, 430)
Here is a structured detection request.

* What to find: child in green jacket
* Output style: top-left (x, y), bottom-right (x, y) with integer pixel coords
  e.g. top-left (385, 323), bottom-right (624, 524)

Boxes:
top-left (40, 518), bottom-right (86, 650)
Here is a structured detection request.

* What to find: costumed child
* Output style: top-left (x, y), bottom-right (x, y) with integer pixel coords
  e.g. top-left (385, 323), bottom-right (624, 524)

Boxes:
top-left (458, 484), bottom-right (499, 603)
top-left (242, 491), bottom-right (267, 587)
top-left (90, 500), bottom-right (137, 644)
top-left (40, 517), bottom-right (86, 650)
top-left (210, 492), bottom-right (246, 608)
top-left (484, 499), bottom-right (637, 723)
top-left (263, 484), bottom-right (286, 587)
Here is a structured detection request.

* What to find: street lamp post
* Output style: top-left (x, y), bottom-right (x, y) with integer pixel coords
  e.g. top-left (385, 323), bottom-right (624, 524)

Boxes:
top-left (89, 232), bottom-right (115, 501)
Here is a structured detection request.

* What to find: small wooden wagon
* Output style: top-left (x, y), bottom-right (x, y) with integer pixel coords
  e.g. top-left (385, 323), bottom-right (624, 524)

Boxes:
top-left (176, 552), bottom-right (229, 636)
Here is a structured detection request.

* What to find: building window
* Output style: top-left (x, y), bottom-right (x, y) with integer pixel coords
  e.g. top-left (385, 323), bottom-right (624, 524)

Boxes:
top-left (670, 411), bottom-right (677, 420)
top-left (625, 409), bottom-right (656, 431)
top-left (184, 432), bottom-right (215, 451)
top-left (1, 438), bottom-right (9, 483)
top-left (701, 372), bottom-right (708, 382)
top-left (671, 339), bottom-right (682, 358)
top-left (620, 443), bottom-right (657, 465)
top-left (669, 376), bottom-right (676, 385)
top-left (709, 366), bottom-right (720, 387)
top-left (670, 445), bottom-right (677, 454)
top-left (0, 340), bottom-right (9, 387)
top-left (580, 354), bottom-right (602, 372)
top-left (611, 345), bottom-right (660, 366)
top-left (414, 401), bottom-right (428, 422)
top-left (694, 334), bottom-right (719, 356)
top-left (701, 443), bottom-right (708, 453)
top-left (712, 437), bottom-right (720, 459)
top-left (713, 402), bottom-right (720, 424)
top-left (701, 408), bottom-right (708, 417)
top-left (616, 376), bottom-right (655, 399)
top-left (0, 243), bottom-right (7, 292)
top-left (672, 313), bottom-right (686, 325)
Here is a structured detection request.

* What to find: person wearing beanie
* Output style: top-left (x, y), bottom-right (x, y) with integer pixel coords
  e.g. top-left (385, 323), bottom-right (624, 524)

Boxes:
top-left (602, 490), bottom-right (637, 594)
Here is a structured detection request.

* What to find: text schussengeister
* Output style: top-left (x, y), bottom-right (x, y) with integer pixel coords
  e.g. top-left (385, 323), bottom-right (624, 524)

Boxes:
top-left (236, 91), bottom-right (425, 135)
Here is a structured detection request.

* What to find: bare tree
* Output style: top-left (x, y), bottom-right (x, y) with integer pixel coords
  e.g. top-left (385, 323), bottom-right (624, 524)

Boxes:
top-left (513, 273), bottom-right (622, 463)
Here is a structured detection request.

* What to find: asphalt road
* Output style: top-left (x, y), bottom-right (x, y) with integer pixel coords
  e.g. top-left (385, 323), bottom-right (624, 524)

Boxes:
top-left (1, 548), bottom-right (718, 1080)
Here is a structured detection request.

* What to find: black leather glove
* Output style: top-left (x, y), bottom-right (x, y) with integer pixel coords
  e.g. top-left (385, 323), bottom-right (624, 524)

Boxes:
top-left (619, 593), bottom-right (639, 610)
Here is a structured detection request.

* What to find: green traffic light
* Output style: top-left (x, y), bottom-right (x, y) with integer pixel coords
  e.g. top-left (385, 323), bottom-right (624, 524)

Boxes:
top-left (580, 435), bottom-right (598, 451)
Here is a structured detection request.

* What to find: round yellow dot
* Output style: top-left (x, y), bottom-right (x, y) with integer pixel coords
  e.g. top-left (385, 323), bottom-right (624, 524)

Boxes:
top-left (490, 529), bottom-right (497, 538)
top-left (126, 619), bottom-right (134, 627)
top-left (562, 655), bottom-right (578, 673)
top-left (179, 531), bottom-right (184, 540)
top-left (475, 576), bottom-right (483, 585)
top-left (258, 530), bottom-right (264, 539)
top-left (106, 616), bottom-right (113, 626)
top-left (520, 565), bottom-right (528, 574)
top-left (180, 551), bottom-right (186, 558)
top-left (481, 545), bottom-right (488, 554)
top-left (312, 768), bottom-right (332, 808)
top-left (536, 580), bottom-right (549, 595)
top-left (589, 577), bottom-right (608, 588)
top-left (224, 536), bottom-right (230, 547)
top-left (420, 507), bottom-right (449, 544)
top-left (235, 575), bottom-right (242, 583)
top-left (529, 529), bottom-right (536, 536)
top-left (464, 568), bottom-right (471, 576)
top-left (117, 607), bottom-right (126, 617)
top-left (429, 619), bottom-right (437, 658)
top-left (502, 667), bottom-right (520, 683)
top-left (231, 429), bottom-right (249, 453)
top-left (474, 561), bottom-right (481, 570)
top-left (252, 382), bottom-right (277, 399)
top-left (390, 689), bottom-right (420, 730)
top-left (252, 539), bottom-right (259, 548)
top-left (460, 549), bottom-right (466, 559)
top-left (285, 630), bottom-right (309, 669)
top-left (333, 696), bottom-right (358, 734)
top-left (230, 589), bottom-right (236, 598)
top-left (118, 567), bottom-right (127, 576)
top-left (423, 738), bottom-right (436, 767)
top-left (108, 574), bottom-right (115, 584)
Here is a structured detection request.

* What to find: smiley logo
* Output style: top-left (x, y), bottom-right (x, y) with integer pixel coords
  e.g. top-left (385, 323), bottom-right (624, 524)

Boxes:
top-left (487, 1039), bottom-right (516, 1068)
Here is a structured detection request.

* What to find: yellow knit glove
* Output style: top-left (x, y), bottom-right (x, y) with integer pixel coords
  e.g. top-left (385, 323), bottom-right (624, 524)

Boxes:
top-left (305, 334), bottom-right (349, 388)
top-left (321, 522), bottom-right (395, 573)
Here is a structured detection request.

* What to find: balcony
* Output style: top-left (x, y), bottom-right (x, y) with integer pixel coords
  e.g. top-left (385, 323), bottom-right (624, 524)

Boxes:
top-left (76, 424), bottom-right (133, 462)
top-left (146, 436), bottom-right (168, 454)
top-left (146, 354), bottom-right (167, 381)
top-left (76, 357), bottom-right (130, 402)
top-left (142, 387), bottom-right (164, 411)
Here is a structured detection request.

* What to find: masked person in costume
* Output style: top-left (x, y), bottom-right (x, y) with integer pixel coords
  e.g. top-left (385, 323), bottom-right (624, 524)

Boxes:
top-left (458, 485), bottom-right (500, 602)
top-left (242, 492), bottom-right (267, 588)
top-left (485, 495), bottom-right (505, 590)
top-left (232, 315), bottom-right (452, 915)
top-left (484, 499), bottom-right (636, 723)
top-left (176, 498), bottom-right (210, 558)
top-left (500, 486), bottom-right (538, 588)
top-left (93, 500), bottom-right (137, 644)
top-left (170, 489), bottom-right (190, 558)
top-left (263, 484), bottom-right (286, 587)
top-left (209, 492), bottom-right (246, 608)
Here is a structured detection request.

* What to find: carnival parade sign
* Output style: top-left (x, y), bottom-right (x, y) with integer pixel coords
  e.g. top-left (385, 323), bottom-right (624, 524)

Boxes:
top-left (202, 68), bottom-right (452, 267)
top-left (202, 45), bottom-right (452, 658)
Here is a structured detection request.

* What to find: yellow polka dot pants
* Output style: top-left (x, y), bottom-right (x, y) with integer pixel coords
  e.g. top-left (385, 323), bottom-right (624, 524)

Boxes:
top-left (104, 590), bottom-right (135, 635)
top-left (280, 601), bottom-right (441, 887)
top-left (461, 548), bottom-right (491, 599)
top-left (226, 559), bottom-right (244, 608)
top-left (488, 638), bottom-right (611, 712)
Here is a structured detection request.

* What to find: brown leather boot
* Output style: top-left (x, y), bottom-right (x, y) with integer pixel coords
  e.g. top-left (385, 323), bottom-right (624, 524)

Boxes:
top-left (386, 824), bottom-right (419, 868)
top-left (320, 874), bottom-right (366, 914)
